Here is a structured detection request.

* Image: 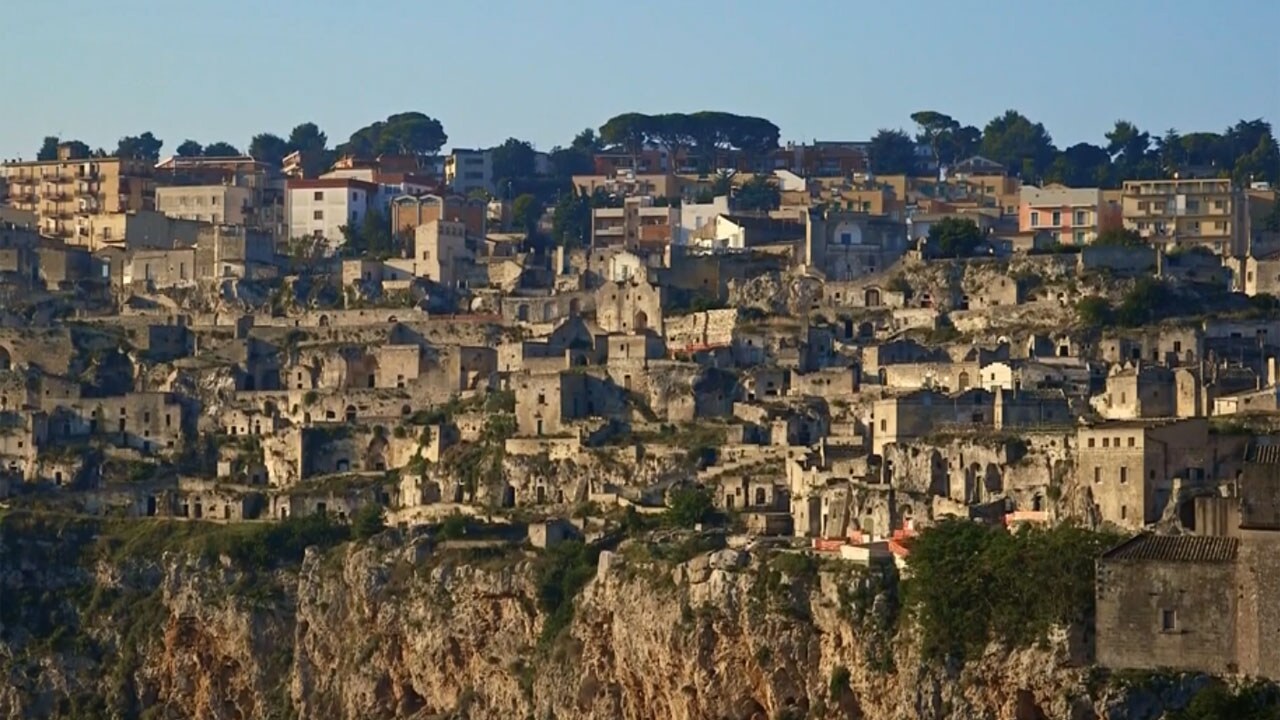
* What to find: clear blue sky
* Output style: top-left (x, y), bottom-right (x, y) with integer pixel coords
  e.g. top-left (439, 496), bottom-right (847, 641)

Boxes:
top-left (2, 0), bottom-right (1277, 161)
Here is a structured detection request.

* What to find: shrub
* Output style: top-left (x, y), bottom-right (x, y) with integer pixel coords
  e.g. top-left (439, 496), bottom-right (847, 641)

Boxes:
top-left (534, 540), bottom-right (600, 646)
top-left (902, 520), bottom-right (1118, 662)
top-left (351, 504), bottom-right (386, 540)
top-left (828, 665), bottom-right (851, 697)
top-left (666, 486), bottom-right (714, 528)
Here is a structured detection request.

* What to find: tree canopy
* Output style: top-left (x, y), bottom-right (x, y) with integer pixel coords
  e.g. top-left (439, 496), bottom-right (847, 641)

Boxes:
top-left (734, 174), bottom-right (781, 211)
top-left (598, 111), bottom-right (780, 172)
top-left (202, 141), bottom-right (241, 157)
top-left (979, 110), bottom-right (1055, 180)
top-left (869, 129), bottom-right (918, 175)
top-left (248, 133), bottom-right (291, 167)
top-left (338, 112), bottom-right (447, 158)
top-left (927, 216), bottom-right (984, 258)
top-left (116, 132), bottom-right (164, 161)
top-left (175, 140), bottom-right (203, 157)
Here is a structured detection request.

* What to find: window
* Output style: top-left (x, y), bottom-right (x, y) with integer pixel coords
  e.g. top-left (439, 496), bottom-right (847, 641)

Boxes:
top-left (1088, 438), bottom-right (1095, 448)
top-left (1138, 201), bottom-right (1149, 211)
top-left (313, 191), bottom-right (323, 201)
top-left (1128, 437), bottom-right (1135, 447)
top-left (211, 196), bottom-right (219, 206)
top-left (1030, 211), bottom-right (1040, 227)
top-left (1213, 200), bottom-right (1224, 210)
top-left (1120, 467), bottom-right (1128, 484)
top-left (1074, 210), bottom-right (1087, 225)
top-left (1074, 230), bottom-right (1086, 244)
top-left (1103, 438), bottom-right (1110, 448)
top-left (1162, 609), bottom-right (1177, 632)
top-left (840, 232), bottom-right (852, 245)
top-left (880, 419), bottom-right (887, 432)
top-left (313, 210), bottom-right (323, 220)
top-left (1186, 200), bottom-right (1199, 212)
top-left (1213, 221), bottom-right (1226, 231)
top-left (1051, 210), bottom-right (1061, 226)
top-left (1121, 505), bottom-right (1128, 520)
top-left (1093, 467), bottom-right (1101, 483)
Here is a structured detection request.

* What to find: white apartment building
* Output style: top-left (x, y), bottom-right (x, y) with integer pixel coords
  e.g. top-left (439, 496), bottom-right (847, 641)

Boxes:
top-left (155, 185), bottom-right (254, 225)
top-left (285, 178), bottom-right (379, 246)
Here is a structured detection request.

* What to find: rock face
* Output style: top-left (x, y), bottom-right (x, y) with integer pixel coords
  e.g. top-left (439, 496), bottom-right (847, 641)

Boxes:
top-left (0, 527), bottom-right (1196, 720)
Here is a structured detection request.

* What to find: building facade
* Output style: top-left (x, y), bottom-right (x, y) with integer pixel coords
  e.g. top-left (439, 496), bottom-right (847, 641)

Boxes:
top-left (1121, 178), bottom-right (1244, 255)
top-left (1, 144), bottom-right (155, 243)
top-left (444, 149), bottom-right (493, 196)
top-left (285, 178), bottom-right (380, 247)
top-left (1018, 185), bottom-right (1121, 245)
top-left (155, 185), bottom-right (254, 225)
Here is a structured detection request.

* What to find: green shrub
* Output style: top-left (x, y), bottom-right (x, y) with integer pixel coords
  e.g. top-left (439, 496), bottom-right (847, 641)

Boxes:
top-left (1172, 681), bottom-right (1280, 720)
top-left (534, 540), bottom-right (600, 646)
top-left (903, 520), bottom-right (1118, 662)
top-left (828, 665), bottom-right (851, 697)
top-left (666, 487), bottom-right (714, 528)
top-left (351, 504), bottom-right (386, 540)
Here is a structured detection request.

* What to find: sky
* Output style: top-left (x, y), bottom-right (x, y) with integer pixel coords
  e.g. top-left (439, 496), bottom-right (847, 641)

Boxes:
top-left (1, 0), bottom-right (1277, 161)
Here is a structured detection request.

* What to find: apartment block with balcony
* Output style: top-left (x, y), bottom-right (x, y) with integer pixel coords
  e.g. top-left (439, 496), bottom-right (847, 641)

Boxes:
top-left (1122, 178), bottom-right (1244, 256)
top-left (1019, 185), bottom-right (1122, 245)
top-left (1, 143), bottom-right (154, 242)
top-left (591, 197), bottom-right (678, 250)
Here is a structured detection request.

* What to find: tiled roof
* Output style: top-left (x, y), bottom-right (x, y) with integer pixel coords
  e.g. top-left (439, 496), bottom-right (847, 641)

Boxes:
top-left (1103, 534), bottom-right (1238, 563)
top-left (1247, 444), bottom-right (1280, 465)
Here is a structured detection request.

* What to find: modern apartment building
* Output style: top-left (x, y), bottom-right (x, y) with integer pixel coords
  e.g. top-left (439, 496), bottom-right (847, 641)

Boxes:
top-left (1122, 178), bottom-right (1244, 255)
top-left (1018, 185), bottom-right (1122, 245)
top-left (443, 149), bottom-right (493, 196)
top-left (155, 185), bottom-right (254, 225)
top-left (1, 143), bottom-right (154, 243)
top-left (591, 196), bottom-right (678, 249)
top-left (285, 178), bottom-right (380, 247)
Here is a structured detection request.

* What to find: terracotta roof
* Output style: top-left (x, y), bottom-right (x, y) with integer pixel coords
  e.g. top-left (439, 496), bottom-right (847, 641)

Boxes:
top-left (1102, 534), bottom-right (1238, 563)
top-left (1247, 444), bottom-right (1280, 465)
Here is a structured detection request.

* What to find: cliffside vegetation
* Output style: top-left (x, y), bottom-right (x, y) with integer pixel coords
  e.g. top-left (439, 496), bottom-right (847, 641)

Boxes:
top-left (902, 520), bottom-right (1119, 662)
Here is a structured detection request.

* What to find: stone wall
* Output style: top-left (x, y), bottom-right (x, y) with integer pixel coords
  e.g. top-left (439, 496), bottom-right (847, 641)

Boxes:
top-left (664, 308), bottom-right (739, 351)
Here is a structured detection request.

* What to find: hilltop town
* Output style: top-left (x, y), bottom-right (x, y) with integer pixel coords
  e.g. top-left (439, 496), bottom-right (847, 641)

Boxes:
top-left (3, 110), bottom-right (1280, 716)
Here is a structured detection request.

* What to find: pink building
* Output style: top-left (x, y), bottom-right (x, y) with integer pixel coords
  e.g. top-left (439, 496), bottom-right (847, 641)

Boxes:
top-left (1018, 185), bottom-right (1122, 245)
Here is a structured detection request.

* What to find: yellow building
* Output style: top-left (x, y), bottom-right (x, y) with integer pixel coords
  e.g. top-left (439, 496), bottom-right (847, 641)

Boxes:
top-left (1, 143), bottom-right (154, 243)
top-left (1121, 178), bottom-right (1243, 255)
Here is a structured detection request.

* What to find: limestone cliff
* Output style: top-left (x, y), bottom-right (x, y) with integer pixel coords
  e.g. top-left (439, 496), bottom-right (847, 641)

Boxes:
top-left (0, 522), bottom-right (1201, 720)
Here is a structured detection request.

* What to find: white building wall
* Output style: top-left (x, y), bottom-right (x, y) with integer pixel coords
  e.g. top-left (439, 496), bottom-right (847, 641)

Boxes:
top-left (678, 196), bottom-right (730, 245)
top-left (286, 186), bottom-right (371, 244)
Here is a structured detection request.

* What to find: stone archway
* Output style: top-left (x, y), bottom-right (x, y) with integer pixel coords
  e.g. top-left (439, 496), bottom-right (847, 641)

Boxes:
top-left (633, 310), bottom-right (648, 334)
top-left (984, 463), bottom-right (1003, 496)
top-left (0, 346), bottom-right (11, 371)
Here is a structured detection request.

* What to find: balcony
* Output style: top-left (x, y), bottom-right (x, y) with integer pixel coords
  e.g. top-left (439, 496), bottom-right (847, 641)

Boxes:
top-left (76, 182), bottom-right (97, 197)
top-left (48, 190), bottom-right (71, 202)
top-left (45, 171), bottom-right (71, 183)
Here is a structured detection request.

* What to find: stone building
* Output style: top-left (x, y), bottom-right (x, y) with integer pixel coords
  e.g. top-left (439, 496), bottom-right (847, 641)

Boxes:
top-left (1091, 363), bottom-right (1176, 420)
top-left (803, 208), bottom-right (908, 281)
top-left (1097, 447), bottom-right (1280, 681)
top-left (1077, 418), bottom-right (1211, 528)
top-left (596, 278), bottom-right (664, 335)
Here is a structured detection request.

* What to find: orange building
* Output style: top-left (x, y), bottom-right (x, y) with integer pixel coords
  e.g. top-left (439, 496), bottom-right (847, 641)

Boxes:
top-left (390, 194), bottom-right (486, 237)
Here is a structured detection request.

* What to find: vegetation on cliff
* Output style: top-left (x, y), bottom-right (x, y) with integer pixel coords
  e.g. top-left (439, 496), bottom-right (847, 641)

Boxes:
top-left (903, 520), bottom-right (1119, 662)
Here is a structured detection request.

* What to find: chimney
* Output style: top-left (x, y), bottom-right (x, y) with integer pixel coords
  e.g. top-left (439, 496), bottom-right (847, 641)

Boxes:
top-left (1269, 356), bottom-right (1277, 388)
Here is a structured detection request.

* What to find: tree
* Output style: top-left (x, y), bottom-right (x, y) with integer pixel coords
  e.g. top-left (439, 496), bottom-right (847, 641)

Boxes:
top-left (667, 486), bottom-right (713, 528)
top-left (339, 112), bottom-right (447, 159)
top-left (351, 504), bottom-right (386, 540)
top-left (549, 146), bottom-right (593, 179)
top-left (175, 140), bottom-right (203, 157)
top-left (551, 190), bottom-right (592, 248)
top-left (1105, 120), bottom-right (1157, 180)
top-left (340, 207), bottom-right (398, 259)
top-left (512, 193), bottom-right (544, 236)
top-left (911, 111), bottom-right (960, 167)
top-left (1093, 228), bottom-right (1144, 247)
top-left (37, 136), bottom-right (60, 161)
top-left (571, 128), bottom-right (601, 153)
top-left (1228, 119), bottom-right (1280, 185)
top-left (942, 125), bottom-right (982, 166)
top-left (599, 112), bottom-right (654, 170)
top-left (650, 113), bottom-right (696, 173)
top-left (734, 174), bottom-right (780, 211)
top-left (248, 133), bottom-right (291, 167)
top-left (287, 122), bottom-right (332, 177)
top-left (491, 137), bottom-right (538, 198)
top-left (1076, 296), bottom-right (1114, 330)
top-left (725, 115), bottom-right (781, 172)
top-left (1262, 199), bottom-right (1280, 233)
top-left (1044, 143), bottom-right (1114, 188)
top-left (116, 131), bottom-right (164, 161)
top-left (868, 129), bottom-right (918, 175)
top-left (980, 111), bottom-right (1056, 179)
top-left (202, 141), bottom-right (241, 157)
top-left (928, 216), bottom-right (984, 258)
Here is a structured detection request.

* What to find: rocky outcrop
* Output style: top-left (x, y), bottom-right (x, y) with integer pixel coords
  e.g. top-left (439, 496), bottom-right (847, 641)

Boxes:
top-left (0, 524), bottom-right (1211, 719)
